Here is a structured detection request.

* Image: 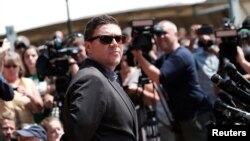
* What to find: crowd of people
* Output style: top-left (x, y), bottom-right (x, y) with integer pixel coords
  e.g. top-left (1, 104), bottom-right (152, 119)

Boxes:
top-left (1, 14), bottom-right (250, 141)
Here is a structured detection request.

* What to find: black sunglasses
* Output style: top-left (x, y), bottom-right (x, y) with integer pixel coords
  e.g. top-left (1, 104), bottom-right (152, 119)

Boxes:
top-left (87, 35), bottom-right (126, 45)
top-left (4, 64), bottom-right (18, 69)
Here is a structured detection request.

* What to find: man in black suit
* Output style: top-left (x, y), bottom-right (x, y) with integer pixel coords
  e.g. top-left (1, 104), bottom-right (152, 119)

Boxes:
top-left (0, 75), bottom-right (13, 101)
top-left (63, 15), bottom-right (138, 141)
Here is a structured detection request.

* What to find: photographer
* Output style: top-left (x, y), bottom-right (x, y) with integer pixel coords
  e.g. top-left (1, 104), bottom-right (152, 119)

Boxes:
top-left (236, 16), bottom-right (250, 79)
top-left (194, 24), bottom-right (220, 104)
top-left (117, 53), bottom-right (160, 105)
top-left (235, 46), bottom-right (250, 77)
top-left (119, 26), bottom-right (164, 141)
top-left (118, 26), bottom-right (160, 106)
top-left (65, 32), bottom-right (87, 76)
top-left (37, 32), bottom-right (86, 119)
top-left (132, 20), bottom-right (213, 141)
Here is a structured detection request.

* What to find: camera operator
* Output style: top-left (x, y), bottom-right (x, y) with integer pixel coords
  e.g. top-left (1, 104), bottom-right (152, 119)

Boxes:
top-left (236, 16), bottom-right (250, 79)
top-left (117, 51), bottom-right (160, 106)
top-left (118, 27), bottom-right (160, 106)
top-left (132, 20), bottom-right (213, 141)
top-left (37, 32), bottom-right (86, 119)
top-left (119, 26), bottom-right (166, 141)
top-left (235, 46), bottom-right (250, 76)
top-left (216, 18), bottom-right (250, 79)
top-left (194, 24), bottom-right (220, 104)
top-left (64, 32), bottom-right (87, 76)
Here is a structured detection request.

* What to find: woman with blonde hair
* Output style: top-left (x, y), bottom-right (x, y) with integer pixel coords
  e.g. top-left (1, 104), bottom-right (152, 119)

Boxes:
top-left (0, 51), bottom-right (43, 128)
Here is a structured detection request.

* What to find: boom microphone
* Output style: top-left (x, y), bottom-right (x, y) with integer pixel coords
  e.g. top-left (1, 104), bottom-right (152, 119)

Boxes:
top-left (211, 74), bottom-right (250, 105)
top-left (224, 61), bottom-right (250, 90)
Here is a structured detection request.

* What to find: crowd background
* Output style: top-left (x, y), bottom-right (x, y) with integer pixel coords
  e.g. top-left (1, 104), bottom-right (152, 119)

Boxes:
top-left (1, 14), bottom-right (250, 141)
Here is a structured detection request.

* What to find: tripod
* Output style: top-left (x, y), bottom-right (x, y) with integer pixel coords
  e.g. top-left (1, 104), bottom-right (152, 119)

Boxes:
top-left (136, 74), bottom-right (161, 141)
top-left (50, 75), bottom-right (70, 120)
top-left (137, 74), bottom-right (178, 141)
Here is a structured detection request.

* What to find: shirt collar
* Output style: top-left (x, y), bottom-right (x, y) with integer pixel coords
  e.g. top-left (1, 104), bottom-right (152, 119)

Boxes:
top-left (87, 58), bottom-right (118, 81)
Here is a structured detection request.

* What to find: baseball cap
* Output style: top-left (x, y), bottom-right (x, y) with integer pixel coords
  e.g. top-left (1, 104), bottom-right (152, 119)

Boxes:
top-left (0, 38), bottom-right (11, 53)
top-left (16, 124), bottom-right (47, 141)
top-left (14, 35), bottom-right (30, 49)
top-left (196, 24), bottom-right (214, 35)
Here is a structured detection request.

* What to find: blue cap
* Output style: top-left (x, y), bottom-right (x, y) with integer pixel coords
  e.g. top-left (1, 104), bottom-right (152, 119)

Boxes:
top-left (16, 124), bottom-right (47, 141)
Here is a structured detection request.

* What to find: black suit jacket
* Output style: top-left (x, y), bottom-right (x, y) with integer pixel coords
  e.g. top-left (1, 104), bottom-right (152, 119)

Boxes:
top-left (63, 59), bottom-right (138, 141)
top-left (0, 75), bottom-right (14, 101)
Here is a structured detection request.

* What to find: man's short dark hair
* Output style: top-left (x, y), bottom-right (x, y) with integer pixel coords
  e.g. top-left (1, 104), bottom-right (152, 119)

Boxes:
top-left (84, 15), bottom-right (119, 41)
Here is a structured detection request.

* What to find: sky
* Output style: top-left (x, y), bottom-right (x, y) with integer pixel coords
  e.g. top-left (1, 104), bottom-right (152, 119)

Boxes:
top-left (0, 0), bottom-right (206, 35)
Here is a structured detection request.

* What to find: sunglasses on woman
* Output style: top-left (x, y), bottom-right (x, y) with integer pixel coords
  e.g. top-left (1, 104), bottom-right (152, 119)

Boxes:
top-left (87, 35), bottom-right (126, 45)
top-left (4, 64), bottom-right (18, 69)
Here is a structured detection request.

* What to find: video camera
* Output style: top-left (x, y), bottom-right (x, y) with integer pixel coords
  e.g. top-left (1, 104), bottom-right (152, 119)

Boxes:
top-left (216, 18), bottom-right (238, 62)
top-left (131, 18), bottom-right (166, 53)
top-left (36, 36), bottom-right (81, 81)
top-left (125, 19), bottom-right (165, 67)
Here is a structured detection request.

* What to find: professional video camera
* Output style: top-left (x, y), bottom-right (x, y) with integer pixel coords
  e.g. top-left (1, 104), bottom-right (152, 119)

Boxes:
top-left (131, 19), bottom-right (166, 53)
top-left (36, 36), bottom-right (81, 81)
top-left (215, 18), bottom-right (238, 65)
top-left (125, 19), bottom-right (166, 141)
top-left (36, 36), bottom-right (82, 119)
top-left (126, 18), bottom-right (166, 67)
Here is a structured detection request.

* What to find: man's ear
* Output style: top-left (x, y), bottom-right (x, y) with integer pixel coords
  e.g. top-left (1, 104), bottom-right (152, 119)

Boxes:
top-left (84, 41), bottom-right (92, 54)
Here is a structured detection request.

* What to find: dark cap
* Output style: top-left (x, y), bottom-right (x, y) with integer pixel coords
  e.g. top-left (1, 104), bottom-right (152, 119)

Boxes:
top-left (16, 124), bottom-right (47, 141)
top-left (122, 27), bottom-right (132, 37)
top-left (242, 16), bottom-right (250, 29)
top-left (14, 35), bottom-right (30, 49)
top-left (197, 24), bottom-right (214, 35)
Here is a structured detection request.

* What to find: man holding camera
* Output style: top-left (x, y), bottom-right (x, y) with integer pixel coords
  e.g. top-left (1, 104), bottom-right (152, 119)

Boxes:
top-left (194, 24), bottom-right (220, 104)
top-left (132, 20), bottom-right (213, 141)
top-left (65, 32), bottom-right (87, 77)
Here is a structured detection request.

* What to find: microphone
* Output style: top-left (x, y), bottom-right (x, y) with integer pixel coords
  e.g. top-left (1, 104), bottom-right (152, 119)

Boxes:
top-left (214, 100), bottom-right (250, 124)
top-left (211, 74), bottom-right (250, 105)
top-left (224, 61), bottom-right (250, 90)
top-left (218, 92), bottom-right (236, 107)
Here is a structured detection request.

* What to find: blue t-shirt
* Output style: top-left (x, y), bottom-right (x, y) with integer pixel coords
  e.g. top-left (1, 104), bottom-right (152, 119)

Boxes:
top-left (156, 46), bottom-right (212, 120)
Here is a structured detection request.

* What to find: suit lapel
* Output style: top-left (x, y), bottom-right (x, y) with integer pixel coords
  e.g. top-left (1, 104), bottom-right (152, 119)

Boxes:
top-left (108, 79), bottom-right (138, 139)
top-left (83, 59), bottom-right (138, 139)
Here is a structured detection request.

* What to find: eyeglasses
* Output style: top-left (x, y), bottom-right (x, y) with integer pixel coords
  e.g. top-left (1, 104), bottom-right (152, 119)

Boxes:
top-left (87, 35), bottom-right (126, 45)
top-left (4, 64), bottom-right (18, 69)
